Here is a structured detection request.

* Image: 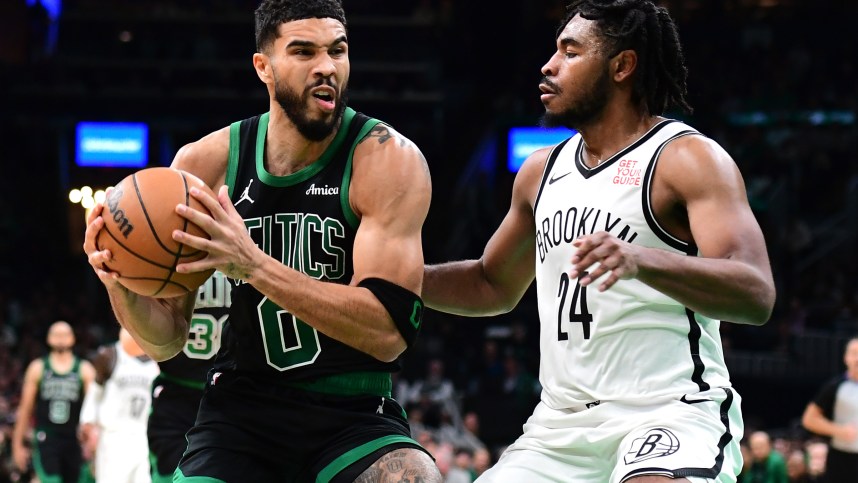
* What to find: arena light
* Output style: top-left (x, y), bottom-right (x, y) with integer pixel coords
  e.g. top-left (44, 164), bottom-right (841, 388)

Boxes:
top-left (75, 122), bottom-right (149, 168)
top-left (69, 185), bottom-right (113, 219)
top-left (507, 126), bottom-right (575, 172)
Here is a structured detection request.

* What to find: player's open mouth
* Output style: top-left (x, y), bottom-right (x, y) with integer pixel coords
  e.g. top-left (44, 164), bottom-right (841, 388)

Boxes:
top-left (312, 88), bottom-right (336, 111)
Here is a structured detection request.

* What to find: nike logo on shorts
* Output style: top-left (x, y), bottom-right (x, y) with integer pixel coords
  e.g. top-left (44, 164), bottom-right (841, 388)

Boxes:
top-left (680, 394), bottom-right (710, 404)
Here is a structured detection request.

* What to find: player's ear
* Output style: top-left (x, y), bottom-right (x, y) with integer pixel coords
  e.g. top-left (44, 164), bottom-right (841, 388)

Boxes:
top-left (253, 52), bottom-right (273, 85)
top-left (611, 49), bottom-right (637, 83)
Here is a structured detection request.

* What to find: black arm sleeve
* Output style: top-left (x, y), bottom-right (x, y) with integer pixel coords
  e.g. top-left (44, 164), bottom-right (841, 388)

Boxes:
top-left (358, 277), bottom-right (424, 348)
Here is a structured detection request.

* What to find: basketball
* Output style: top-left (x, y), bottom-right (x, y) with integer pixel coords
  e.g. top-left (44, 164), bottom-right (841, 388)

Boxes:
top-left (96, 167), bottom-right (216, 298)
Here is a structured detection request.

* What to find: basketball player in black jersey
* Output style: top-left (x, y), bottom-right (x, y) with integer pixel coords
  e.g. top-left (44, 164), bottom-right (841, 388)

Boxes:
top-left (83, 1), bottom-right (439, 482)
top-left (12, 321), bottom-right (95, 483)
top-left (147, 273), bottom-right (230, 483)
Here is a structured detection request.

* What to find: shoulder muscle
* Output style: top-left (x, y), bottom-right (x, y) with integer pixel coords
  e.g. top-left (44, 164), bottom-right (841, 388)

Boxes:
top-left (657, 135), bottom-right (746, 204)
top-left (171, 126), bottom-right (230, 191)
top-left (24, 359), bottom-right (44, 384)
top-left (516, 146), bottom-right (552, 209)
top-left (350, 123), bottom-right (431, 225)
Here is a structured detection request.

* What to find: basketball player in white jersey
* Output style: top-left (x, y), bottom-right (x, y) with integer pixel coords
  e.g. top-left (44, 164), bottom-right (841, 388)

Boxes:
top-left (423, 1), bottom-right (775, 482)
top-left (80, 329), bottom-right (160, 483)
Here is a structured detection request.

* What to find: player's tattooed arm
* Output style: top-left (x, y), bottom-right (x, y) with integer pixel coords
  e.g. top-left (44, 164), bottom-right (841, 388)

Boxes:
top-left (224, 262), bottom-right (253, 281)
top-left (362, 124), bottom-right (409, 148)
top-left (354, 449), bottom-right (441, 483)
top-left (359, 124), bottom-right (430, 180)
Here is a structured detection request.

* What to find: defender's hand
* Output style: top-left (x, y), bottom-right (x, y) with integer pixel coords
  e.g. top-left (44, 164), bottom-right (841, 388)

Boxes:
top-left (570, 231), bottom-right (640, 291)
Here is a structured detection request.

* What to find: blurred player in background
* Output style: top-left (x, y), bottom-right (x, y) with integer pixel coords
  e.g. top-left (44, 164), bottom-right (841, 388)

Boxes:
top-left (147, 271), bottom-right (230, 483)
top-left (423, 0), bottom-right (775, 481)
top-left (79, 328), bottom-right (159, 483)
top-left (82, 0), bottom-right (440, 481)
top-left (12, 320), bottom-right (95, 483)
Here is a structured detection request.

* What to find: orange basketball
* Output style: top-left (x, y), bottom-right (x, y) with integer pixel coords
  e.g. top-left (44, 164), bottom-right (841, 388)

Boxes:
top-left (95, 167), bottom-right (216, 298)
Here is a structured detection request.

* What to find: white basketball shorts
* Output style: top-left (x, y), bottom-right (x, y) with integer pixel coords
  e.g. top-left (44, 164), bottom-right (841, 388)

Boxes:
top-left (478, 387), bottom-right (744, 483)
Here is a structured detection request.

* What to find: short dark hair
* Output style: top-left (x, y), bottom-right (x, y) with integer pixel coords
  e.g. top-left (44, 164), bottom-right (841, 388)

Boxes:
top-left (560, 0), bottom-right (692, 115)
top-left (254, 0), bottom-right (347, 53)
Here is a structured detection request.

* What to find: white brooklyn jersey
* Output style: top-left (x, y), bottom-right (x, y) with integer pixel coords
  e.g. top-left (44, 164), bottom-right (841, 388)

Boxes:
top-left (533, 119), bottom-right (732, 409)
top-left (95, 343), bottom-right (160, 432)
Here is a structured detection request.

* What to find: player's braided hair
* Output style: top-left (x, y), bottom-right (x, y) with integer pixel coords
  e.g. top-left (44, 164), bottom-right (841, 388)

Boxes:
top-left (561, 0), bottom-right (692, 115)
top-left (255, 0), bottom-right (346, 52)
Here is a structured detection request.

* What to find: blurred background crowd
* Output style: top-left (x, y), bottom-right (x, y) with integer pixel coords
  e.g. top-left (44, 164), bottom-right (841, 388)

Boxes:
top-left (0, 0), bottom-right (857, 481)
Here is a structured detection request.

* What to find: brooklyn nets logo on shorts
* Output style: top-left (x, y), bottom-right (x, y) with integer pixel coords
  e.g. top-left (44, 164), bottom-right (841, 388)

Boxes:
top-left (624, 428), bottom-right (680, 464)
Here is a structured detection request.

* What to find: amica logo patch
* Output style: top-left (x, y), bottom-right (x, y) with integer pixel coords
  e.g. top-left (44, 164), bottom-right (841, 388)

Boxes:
top-left (624, 428), bottom-right (680, 464)
top-left (306, 184), bottom-right (339, 195)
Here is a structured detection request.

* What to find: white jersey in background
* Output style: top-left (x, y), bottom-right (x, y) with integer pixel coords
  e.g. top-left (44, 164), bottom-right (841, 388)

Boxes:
top-left (532, 119), bottom-right (733, 409)
top-left (80, 341), bottom-right (160, 483)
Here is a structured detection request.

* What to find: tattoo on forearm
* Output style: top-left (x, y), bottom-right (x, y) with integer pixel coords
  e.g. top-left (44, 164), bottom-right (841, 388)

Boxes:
top-left (225, 263), bottom-right (251, 281)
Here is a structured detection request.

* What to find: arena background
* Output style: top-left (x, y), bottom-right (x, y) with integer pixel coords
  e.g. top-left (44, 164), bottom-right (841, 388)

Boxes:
top-left (0, 0), bottom-right (856, 478)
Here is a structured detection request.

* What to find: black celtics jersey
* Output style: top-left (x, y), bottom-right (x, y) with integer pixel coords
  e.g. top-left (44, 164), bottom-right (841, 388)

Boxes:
top-left (213, 107), bottom-right (399, 381)
top-left (35, 356), bottom-right (84, 437)
top-left (159, 271), bottom-right (231, 386)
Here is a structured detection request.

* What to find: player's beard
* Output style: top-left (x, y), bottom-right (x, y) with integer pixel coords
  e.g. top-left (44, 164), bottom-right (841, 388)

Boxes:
top-left (541, 66), bottom-right (611, 130)
top-left (274, 78), bottom-right (348, 142)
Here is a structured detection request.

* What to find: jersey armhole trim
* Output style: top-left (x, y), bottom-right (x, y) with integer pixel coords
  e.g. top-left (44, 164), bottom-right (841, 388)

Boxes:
top-left (641, 130), bottom-right (699, 254)
top-left (42, 355), bottom-right (51, 375)
top-left (226, 120), bottom-right (242, 198)
top-left (341, 118), bottom-right (382, 230)
top-left (533, 137), bottom-right (573, 213)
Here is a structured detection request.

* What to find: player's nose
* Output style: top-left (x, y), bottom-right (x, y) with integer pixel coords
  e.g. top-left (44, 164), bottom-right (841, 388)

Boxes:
top-left (312, 54), bottom-right (337, 78)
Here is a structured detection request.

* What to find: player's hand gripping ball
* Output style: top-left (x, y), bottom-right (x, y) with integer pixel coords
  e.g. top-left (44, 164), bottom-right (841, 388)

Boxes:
top-left (96, 167), bottom-right (216, 297)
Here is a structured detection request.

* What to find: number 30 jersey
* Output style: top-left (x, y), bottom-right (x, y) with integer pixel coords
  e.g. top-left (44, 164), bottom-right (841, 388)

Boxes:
top-left (158, 271), bottom-right (231, 385)
top-left (532, 119), bottom-right (733, 409)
